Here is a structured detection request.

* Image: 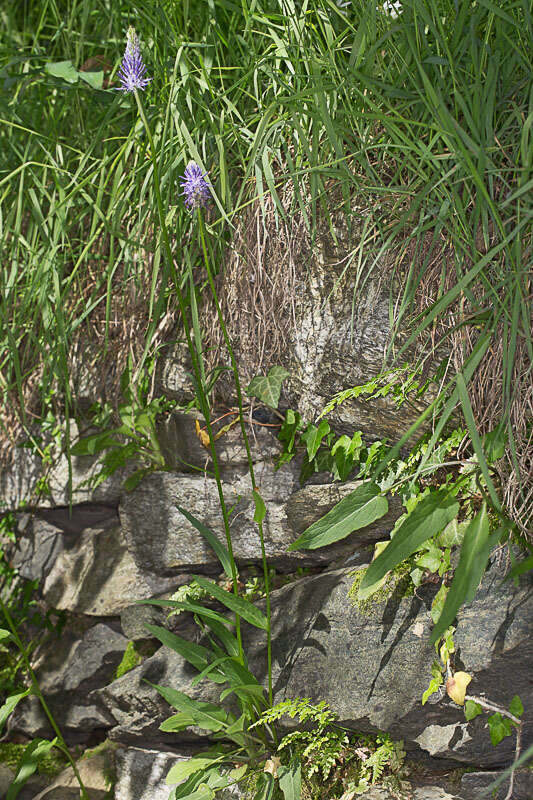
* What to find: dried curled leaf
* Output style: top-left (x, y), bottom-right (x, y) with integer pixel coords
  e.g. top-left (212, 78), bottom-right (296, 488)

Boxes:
top-left (264, 757), bottom-right (281, 777)
top-left (195, 419), bottom-right (211, 448)
top-left (446, 671), bottom-right (472, 705)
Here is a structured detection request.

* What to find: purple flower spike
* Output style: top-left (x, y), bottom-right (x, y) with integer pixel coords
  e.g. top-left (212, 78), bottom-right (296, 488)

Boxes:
top-left (117, 27), bottom-right (151, 93)
top-left (180, 161), bottom-right (211, 211)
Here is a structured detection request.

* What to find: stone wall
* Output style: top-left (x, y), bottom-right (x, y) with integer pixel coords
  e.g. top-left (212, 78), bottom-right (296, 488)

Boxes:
top-left (0, 265), bottom-right (531, 800)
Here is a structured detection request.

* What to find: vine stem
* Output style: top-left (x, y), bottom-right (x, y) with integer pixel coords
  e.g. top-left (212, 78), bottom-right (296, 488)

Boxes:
top-left (197, 211), bottom-right (273, 708)
top-left (134, 91), bottom-right (244, 663)
top-left (0, 599), bottom-right (89, 800)
top-left (464, 693), bottom-right (522, 800)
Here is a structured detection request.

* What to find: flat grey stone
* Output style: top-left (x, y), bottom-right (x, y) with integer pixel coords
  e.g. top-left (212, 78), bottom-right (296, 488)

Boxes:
top-left (461, 769), bottom-right (533, 800)
top-left (114, 747), bottom-right (243, 800)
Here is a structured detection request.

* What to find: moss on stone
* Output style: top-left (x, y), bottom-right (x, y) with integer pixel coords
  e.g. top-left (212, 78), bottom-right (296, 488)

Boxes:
top-left (348, 564), bottom-right (413, 614)
top-left (0, 742), bottom-right (68, 777)
top-left (114, 640), bottom-right (143, 680)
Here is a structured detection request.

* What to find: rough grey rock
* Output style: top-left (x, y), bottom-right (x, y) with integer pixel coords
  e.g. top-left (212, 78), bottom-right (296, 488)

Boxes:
top-left (120, 470), bottom-right (402, 577)
top-left (8, 623), bottom-right (128, 739)
top-left (114, 747), bottom-right (243, 800)
top-left (0, 421), bottom-right (133, 511)
top-left (0, 763), bottom-right (15, 797)
top-left (32, 744), bottom-right (115, 800)
top-left (11, 512), bottom-right (179, 614)
top-left (97, 563), bottom-right (532, 768)
top-left (460, 770), bottom-right (533, 800)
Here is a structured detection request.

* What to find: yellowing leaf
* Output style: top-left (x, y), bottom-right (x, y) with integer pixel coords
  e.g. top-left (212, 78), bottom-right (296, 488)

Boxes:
top-left (195, 419), bottom-right (211, 448)
top-left (446, 671), bottom-right (472, 705)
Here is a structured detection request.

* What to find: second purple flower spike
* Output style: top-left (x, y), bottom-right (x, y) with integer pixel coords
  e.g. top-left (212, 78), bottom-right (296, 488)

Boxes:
top-left (180, 161), bottom-right (211, 211)
top-left (117, 27), bottom-right (151, 93)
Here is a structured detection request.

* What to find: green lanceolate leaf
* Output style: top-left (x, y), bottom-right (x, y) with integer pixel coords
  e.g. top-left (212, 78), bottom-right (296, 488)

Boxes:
top-left (193, 576), bottom-right (268, 630)
top-left (7, 738), bottom-right (58, 800)
top-left (288, 481), bottom-right (388, 551)
top-left (144, 625), bottom-right (227, 683)
top-left (246, 366), bottom-right (289, 408)
top-left (431, 505), bottom-right (494, 644)
top-left (253, 772), bottom-right (275, 800)
top-left (149, 683), bottom-right (234, 732)
top-left (278, 757), bottom-right (302, 800)
top-left (160, 713), bottom-right (197, 732)
top-left (252, 489), bottom-right (267, 524)
top-left (361, 490), bottom-right (460, 593)
top-left (0, 690), bottom-right (30, 733)
top-left (140, 599), bottom-right (231, 628)
top-left (175, 505), bottom-right (232, 579)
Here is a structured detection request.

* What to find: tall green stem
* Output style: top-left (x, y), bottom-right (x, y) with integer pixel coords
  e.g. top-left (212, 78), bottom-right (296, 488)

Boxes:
top-left (0, 600), bottom-right (89, 800)
top-left (134, 91), bottom-right (244, 663)
top-left (198, 212), bottom-right (273, 707)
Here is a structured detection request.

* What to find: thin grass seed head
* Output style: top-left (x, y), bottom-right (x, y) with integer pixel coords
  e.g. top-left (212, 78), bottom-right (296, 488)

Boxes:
top-left (117, 27), bottom-right (151, 93)
top-left (180, 161), bottom-right (211, 211)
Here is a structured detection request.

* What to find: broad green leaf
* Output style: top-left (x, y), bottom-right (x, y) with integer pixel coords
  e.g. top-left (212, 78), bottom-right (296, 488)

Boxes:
top-left (509, 695), bottom-right (524, 718)
top-left (176, 784), bottom-right (215, 800)
top-left (229, 764), bottom-right (248, 781)
top-left (361, 490), bottom-right (459, 592)
top-left (79, 70), bottom-right (104, 90)
top-left (193, 576), bottom-right (268, 630)
top-left (300, 420), bottom-right (330, 461)
top-left (289, 482), bottom-right (388, 551)
top-left (167, 755), bottom-right (221, 786)
top-left (175, 505), bottom-right (232, 578)
top-left (148, 683), bottom-right (234, 732)
top-left (44, 60), bottom-right (78, 83)
top-left (253, 772), bottom-right (275, 800)
top-left (201, 616), bottom-right (240, 658)
top-left (0, 690), bottom-right (30, 733)
top-left (278, 757), bottom-right (301, 800)
top-left (144, 625), bottom-right (226, 683)
top-left (7, 738), bottom-right (58, 800)
top-left (0, 629), bottom-right (11, 642)
top-left (252, 490), bottom-right (267, 524)
top-left (430, 505), bottom-right (491, 643)
top-left (246, 366), bottom-right (289, 409)
top-left (160, 713), bottom-right (196, 732)
top-left (465, 700), bottom-right (483, 721)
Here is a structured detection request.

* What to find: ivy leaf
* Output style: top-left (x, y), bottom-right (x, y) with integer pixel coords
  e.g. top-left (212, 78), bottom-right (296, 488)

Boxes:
top-left (488, 713), bottom-right (512, 746)
top-left (301, 421), bottom-right (331, 461)
top-left (289, 482), bottom-right (388, 551)
top-left (247, 366), bottom-right (289, 409)
top-left (361, 490), bottom-right (459, 593)
top-left (430, 505), bottom-right (491, 644)
top-left (437, 519), bottom-right (469, 548)
top-left (465, 700), bottom-right (483, 721)
top-left (509, 695), bottom-right (524, 718)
